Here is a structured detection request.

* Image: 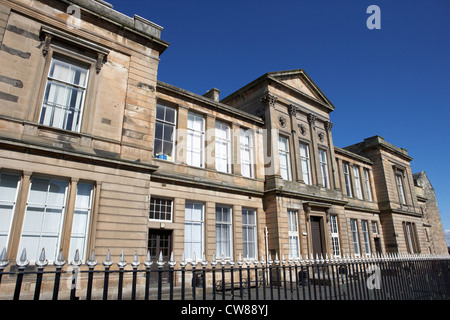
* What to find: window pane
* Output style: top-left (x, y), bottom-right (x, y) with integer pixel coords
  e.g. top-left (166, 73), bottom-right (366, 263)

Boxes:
top-left (41, 57), bottom-right (89, 132)
top-left (19, 177), bottom-right (68, 261)
top-left (0, 173), bottom-right (20, 250)
top-left (69, 183), bottom-right (93, 260)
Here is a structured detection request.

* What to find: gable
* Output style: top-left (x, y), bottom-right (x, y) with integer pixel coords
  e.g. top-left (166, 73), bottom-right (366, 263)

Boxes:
top-left (267, 69), bottom-right (334, 110)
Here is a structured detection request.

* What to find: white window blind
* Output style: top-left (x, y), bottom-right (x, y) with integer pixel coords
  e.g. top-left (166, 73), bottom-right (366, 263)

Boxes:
top-left (40, 57), bottom-right (89, 132)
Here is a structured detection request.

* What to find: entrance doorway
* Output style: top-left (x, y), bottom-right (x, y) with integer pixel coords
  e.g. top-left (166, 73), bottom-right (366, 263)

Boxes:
top-left (310, 216), bottom-right (324, 257)
top-left (148, 229), bottom-right (172, 283)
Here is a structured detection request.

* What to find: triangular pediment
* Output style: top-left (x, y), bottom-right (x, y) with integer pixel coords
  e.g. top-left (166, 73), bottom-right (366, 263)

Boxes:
top-left (267, 69), bottom-right (334, 110)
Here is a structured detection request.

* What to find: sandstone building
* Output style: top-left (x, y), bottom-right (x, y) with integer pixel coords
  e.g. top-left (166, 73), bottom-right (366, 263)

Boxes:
top-left (0, 0), bottom-right (447, 272)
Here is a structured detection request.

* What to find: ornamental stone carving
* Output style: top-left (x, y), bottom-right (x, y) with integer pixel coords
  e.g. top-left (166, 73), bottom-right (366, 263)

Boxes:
top-left (308, 113), bottom-right (317, 130)
top-left (260, 94), bottom-right (278, 108)
top-left (318, 131), bottom-right (325, 142)
top-left (325, 121), bottom-right (333, 131)
top-left (288, 104), bottom-right (298, 117)
top-left (279, 116), bottom-right (286, 128)
top-left (298, 124), bottom-right (306, 136)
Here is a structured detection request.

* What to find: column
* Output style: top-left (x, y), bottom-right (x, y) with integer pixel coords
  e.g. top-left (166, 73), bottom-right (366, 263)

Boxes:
top-left (61, 178), bottom-right (79, 260)
top-left (308, 113), bottom-right (320, 186)
top-left (205, 114), bottom-right (216, 170)
top-left (288, 105), bottom-right (301, 182)
top-left (176, 104), bottom-right (188, 165)
top-left (325, 121), bottom-right (340, 190)
top-left (260, 94), bottom-right (279, 177)
top-left (7, 171), bottom-right (31, 260)
top-left (231, 122), bottom-right (241, 175)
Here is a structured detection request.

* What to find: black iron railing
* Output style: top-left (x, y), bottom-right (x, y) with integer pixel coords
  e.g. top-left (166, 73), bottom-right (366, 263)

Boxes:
top-left (0, 248), bottom-right (449, 300)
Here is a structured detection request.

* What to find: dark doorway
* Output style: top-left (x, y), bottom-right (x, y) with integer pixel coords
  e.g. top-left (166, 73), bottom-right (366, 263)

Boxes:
top-left (310, 216), bottom-right (324, 257)
top-left (374, 237), bottom-right (382, 254)
top-left (148, 229), bottom-right (172, 283)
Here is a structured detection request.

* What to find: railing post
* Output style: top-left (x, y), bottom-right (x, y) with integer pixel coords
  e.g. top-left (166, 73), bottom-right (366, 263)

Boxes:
top-left (0, 248), bottom-right (9, 288)
top-left (131, 251), bottom-right (140, 300)
top-left (14, 248), bottom-right (29, 300)
top-left (52, 251), bottom-right (65, 300)
top-left (117, 251), bottom-right (127, 300)
top-left (86, 250), bottom-right (97, 301)
top-left (157, 251), bottom-right (164, 300)
top-left (70, 249), bottom-right (82, 301)
top-left (180, 253), bottom-right (187, 301)
top-left (211, 254), bottom-right (217, 300)
top-left (201, 254), bottom-right (208, 301)
top-left (102, 250), bottom-right (113, 300)
top-left (169, 252), bottom-right (176, 301)
top-left (144, 251), bottom-right (152, 300)
top-left (34, 248), bottom-right (48, 300)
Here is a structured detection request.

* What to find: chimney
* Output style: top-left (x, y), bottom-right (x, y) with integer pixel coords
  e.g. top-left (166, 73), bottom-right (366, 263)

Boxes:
top-left (203, 88), bottom-right (220, 102)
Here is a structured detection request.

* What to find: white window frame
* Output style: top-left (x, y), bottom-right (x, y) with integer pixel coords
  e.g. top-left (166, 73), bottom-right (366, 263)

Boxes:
top-left (240, 128), bottom-right (254, 178)
top-left (0, 172), bottom-right (21, 251)
top-left (215, 121), bottom-right (231, 174)
top-left (242, 208), bottom-right (257, 260)
top-left (361, 220), bottom-right (371, 256)
top-left (319, 149), bottom-right (330, 188)
top-left (330, 214), bottom-right (341, 257)
top-left (278, 135), bottom-right (291, 181)
top-left (154, 103), bottom-right (177, 161)
top-left (39, 55), bottom-right (89, 132)
top-left (287, 210), bottom-right (300, 259)
top-left (353, 166), bottom-right (363, 200)
top-left (68, 182), bottom-right (94, 261)
top-left (396, 174), bottom-right (407, 204)
top-left (184, 202), bottom-right (204, 261)
top-left (215, 205), bottom-right (233, 259)
top-left (18, 176), bottom-right (69, 262)
top-left (149, 197), bottom-right (173, 222)
top-left (363, 168), bottom-right (373, 201)
top-left (299, 142), bottom-right (312, 185)
top-left (187, 112), bottom-right (205, 168)
top-left (343, 162), bottom-right (352, 197)
top-left (350, 219), bottom-right (361, 257)
top-left (372, 221), bottom-right (378, 235)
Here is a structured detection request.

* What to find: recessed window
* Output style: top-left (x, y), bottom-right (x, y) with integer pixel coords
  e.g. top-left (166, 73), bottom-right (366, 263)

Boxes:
top-left (187, 112), bottom-right (205, 168)
top-left (361, 220), bottom-right (371, 255)
top-left (242, 208), bottom-right (257, 260)
top-left (278, 135), bottom-right (291, 180)
top-left (68, 182), bottom-right (94, 261)
top-left (149, 197), bottom-right (173, 222)
top-left (330, 215), bottom-right (341, 257)
top-left (39, 56), bottom-right (89, 132)
top-left (18, 177), bottom-right (69, 261)
top-left (184, 202), bottom-right (204, 260)
top-left (240, 129), bottom-right (254, 178)
top-left (287, 210), bottom-right (300, 259)
top-left (343, 162), bottom-right (352, 197)
top-left (319, 149), bottom-right (330, 188)
top-left (215, 121), bottom-right (231, 173)
top-left (350, 219), bottom-right (360, 257)
top-left (154, 104), bottom-right (176, 161)
top-left (396, 174), bottom-right (406, 204)
top-left (363, 169), bottom-right (373, 201)
top-left (353, 166), bottom-right (363, 200)
top-left (216, 205), bottom-right (232, 259)
top-left (0, 173), bottom-right (21, 251)
top-left (299, 143), bottom-right (312, 185)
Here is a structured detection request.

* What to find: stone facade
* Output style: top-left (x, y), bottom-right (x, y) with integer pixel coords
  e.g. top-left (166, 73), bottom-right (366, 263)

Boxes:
top-left (0, 0), bottom-right (447, 271)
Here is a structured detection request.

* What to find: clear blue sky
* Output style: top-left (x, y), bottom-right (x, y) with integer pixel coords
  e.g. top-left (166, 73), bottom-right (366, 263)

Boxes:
top-left (109, 0), bottom-right (450, 236)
